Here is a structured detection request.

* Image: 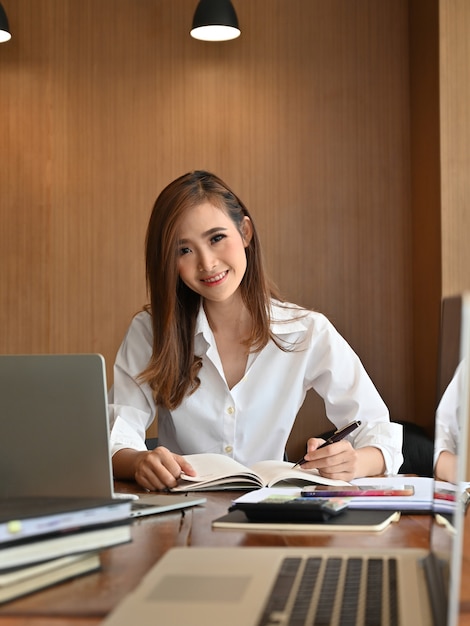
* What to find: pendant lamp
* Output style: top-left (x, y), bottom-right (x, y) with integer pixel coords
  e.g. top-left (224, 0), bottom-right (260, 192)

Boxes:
top-left (190, 0), bottom-right (240, 42)
top-left (0, 2), bottom-right (11, 43)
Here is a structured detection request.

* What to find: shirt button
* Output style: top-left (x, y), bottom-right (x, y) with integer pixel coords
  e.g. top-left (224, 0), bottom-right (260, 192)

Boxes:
top-left (227, 406), bottom-right (235, 415)
top-left (225, 445), bottom-right (233, 453)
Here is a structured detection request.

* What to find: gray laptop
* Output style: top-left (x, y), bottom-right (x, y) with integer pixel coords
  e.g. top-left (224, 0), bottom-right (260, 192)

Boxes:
top-left (0, 353), bottom-right (205, 517)
top-left (101, 293), bottom-right (470, 626)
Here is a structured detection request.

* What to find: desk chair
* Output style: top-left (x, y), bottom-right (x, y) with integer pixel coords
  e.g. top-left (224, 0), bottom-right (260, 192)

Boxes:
top-left (395, 420), bottom-right (434, 477)
top-left (146, 437), bottom-right (159, 450)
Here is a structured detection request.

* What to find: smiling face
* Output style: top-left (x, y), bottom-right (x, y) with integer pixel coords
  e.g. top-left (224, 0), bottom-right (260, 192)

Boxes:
top-left (177, 201), bottom-right (253, 305)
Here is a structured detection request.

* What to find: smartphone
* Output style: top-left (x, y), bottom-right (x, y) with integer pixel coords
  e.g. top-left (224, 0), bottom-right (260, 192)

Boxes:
top-left (301, 485), bottom-right (415, 497)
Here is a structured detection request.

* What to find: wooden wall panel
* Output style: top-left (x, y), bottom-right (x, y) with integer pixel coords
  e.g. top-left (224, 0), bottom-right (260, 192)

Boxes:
top-left (439, 0), bottom-right (470, 297)
top-left (0, 0), bottom-right (414, 459)
top-left (409, 0), bottom-right (441, 435)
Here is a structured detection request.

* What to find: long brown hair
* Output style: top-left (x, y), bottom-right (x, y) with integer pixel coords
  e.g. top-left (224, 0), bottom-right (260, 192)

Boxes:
top-left (140, 170), bottom-right (283, 409)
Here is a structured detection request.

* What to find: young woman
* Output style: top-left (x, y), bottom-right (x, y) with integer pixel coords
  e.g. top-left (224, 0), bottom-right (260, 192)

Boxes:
top-left (109, 170), bottom-right (403, 491)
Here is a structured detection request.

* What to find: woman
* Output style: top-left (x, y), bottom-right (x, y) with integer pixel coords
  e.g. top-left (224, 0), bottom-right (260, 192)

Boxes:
top-left (109, 170), bottom-right (403, 491)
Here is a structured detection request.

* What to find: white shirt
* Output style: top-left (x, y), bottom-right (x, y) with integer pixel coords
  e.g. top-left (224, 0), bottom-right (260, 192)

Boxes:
top-left (109, 301), bottom-right (403, 474)
top-left (433, 360), bottom-right (464, 467)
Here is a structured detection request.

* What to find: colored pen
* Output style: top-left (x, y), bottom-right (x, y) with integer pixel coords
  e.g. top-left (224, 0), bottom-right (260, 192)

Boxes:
top-left (292, 420), bottom-right (362, 468)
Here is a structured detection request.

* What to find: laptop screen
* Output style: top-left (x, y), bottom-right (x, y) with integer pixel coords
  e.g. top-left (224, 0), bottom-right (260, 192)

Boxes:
top-left (431, 293), bottom-right (470, 626)
top-left (0, 353), bottom-right (116, 499)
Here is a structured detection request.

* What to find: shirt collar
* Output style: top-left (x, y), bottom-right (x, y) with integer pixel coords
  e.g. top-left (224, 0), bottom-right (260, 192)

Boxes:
top-left (194, 300), bottom-right (309, 355)
top-left (194, 306), bottom-right (213, 356)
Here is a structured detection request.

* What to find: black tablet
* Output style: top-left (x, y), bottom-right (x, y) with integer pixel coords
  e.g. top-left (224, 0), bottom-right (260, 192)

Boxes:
top-left (229, 497), bottom-right (349, 523)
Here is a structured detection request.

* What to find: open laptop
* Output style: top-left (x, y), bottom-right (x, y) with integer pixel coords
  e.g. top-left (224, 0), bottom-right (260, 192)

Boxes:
top-left (101, 293), bottom-right (470, 626)
top-left (0, 353), bottom-right (206, 517)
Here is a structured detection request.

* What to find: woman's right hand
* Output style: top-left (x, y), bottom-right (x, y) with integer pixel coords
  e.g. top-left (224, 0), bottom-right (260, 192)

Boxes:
top-left (133, 446), bottom-right (196, 491)
top-left (113, 446), bottom-right (196, 491)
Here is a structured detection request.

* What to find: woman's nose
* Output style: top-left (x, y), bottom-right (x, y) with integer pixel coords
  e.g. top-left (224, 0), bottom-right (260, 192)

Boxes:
top-left (198, 250), bottom-right (217, 272)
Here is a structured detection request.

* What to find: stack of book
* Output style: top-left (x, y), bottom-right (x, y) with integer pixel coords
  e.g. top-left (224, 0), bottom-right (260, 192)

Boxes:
top-left (0, 496), bottom-right (133, 603)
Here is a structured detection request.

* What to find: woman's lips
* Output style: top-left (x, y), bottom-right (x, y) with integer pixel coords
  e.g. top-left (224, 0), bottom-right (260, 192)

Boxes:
top-left (201, 271), bottom-right (228, 285)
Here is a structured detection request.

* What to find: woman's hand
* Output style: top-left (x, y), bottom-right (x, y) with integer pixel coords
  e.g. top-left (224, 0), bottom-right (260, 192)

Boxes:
top-left (299, 438), bottom-right (359, 482)
top-left (113, 446), bottom-right (197, 491)
top-left (298, 438), bottom-right (384, 481)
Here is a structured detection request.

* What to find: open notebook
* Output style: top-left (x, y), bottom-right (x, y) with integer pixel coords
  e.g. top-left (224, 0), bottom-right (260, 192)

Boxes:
top-left (101, 292), bottom-right (470, 626)
top-left (0, 353), bottom-right (205, 517)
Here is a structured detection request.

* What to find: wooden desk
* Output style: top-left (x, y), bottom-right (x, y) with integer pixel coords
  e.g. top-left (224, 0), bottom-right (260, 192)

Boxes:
top-left (0, 483), bottom-right (468, 625)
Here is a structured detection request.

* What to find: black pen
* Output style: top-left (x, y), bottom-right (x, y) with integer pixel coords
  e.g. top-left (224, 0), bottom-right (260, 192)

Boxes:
top-left (292, 420), bottom-right (362, 468)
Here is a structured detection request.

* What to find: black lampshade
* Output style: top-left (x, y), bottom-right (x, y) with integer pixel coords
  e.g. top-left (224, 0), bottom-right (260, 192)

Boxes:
top-left (0, 2), bottom-right (11, 43)
top-left (190, 0), bottom-right (240, 42)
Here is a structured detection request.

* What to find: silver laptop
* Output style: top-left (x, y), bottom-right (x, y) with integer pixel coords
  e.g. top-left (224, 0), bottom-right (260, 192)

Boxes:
top-left (101, 293), bottom-right (470, 626)
top-left (0, 353), bottom-right (205, 517)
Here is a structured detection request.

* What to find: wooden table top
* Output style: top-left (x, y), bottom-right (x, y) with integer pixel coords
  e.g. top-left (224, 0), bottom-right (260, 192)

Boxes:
top-left (0, 482), bottom-right (469, 625)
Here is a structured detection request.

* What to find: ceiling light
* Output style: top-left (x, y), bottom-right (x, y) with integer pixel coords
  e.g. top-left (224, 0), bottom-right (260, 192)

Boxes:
top-left (0, 2), bottom-right (11, 43)
top-left (190, 0), bottom-right (240, 42)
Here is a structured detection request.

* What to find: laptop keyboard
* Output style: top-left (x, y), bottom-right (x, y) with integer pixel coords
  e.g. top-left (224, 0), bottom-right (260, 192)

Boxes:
top-left (257, 555), bottom-right (398, 626)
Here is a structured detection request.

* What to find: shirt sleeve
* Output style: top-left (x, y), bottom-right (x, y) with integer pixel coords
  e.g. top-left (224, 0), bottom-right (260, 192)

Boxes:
top-left (108, 312), bottom-right (156, 456)
top-left (433, 362), bottom-right (462, 467)
top-left (303, 313), bottom-right (403, 475)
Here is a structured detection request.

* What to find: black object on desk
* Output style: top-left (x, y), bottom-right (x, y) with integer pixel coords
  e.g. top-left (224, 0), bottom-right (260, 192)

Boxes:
top-left (213, 507), bottom-right (400, 532)
top-left (229, 497), bottom-right (349, 523)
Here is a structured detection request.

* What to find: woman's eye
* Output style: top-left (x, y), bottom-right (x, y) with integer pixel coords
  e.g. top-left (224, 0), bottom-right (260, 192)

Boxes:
top-left (211, 233), bottom-right (225, 244)
top-left (179, 247), bottom-right (191, 256)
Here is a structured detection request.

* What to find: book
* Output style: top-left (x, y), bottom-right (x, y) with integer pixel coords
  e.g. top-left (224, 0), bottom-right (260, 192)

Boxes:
top-left (0, 552), bottom-right (101, 604)
top-left (0, 496), bottom-right (132, 545)
top-left (170, 454), bottom-right (351, 492)
top-left (300, 485), bottom-right (415, 497)
top-left (433, 480), bottom-right (470, 515)
top-left (0, 520), bottom-right (131, 570)
top-left (231, 477), bottom-right (434, 514)
top-left (346, 476), bottom-right (433, 512)
top-left (212, 508), bottom-right (400, 532)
